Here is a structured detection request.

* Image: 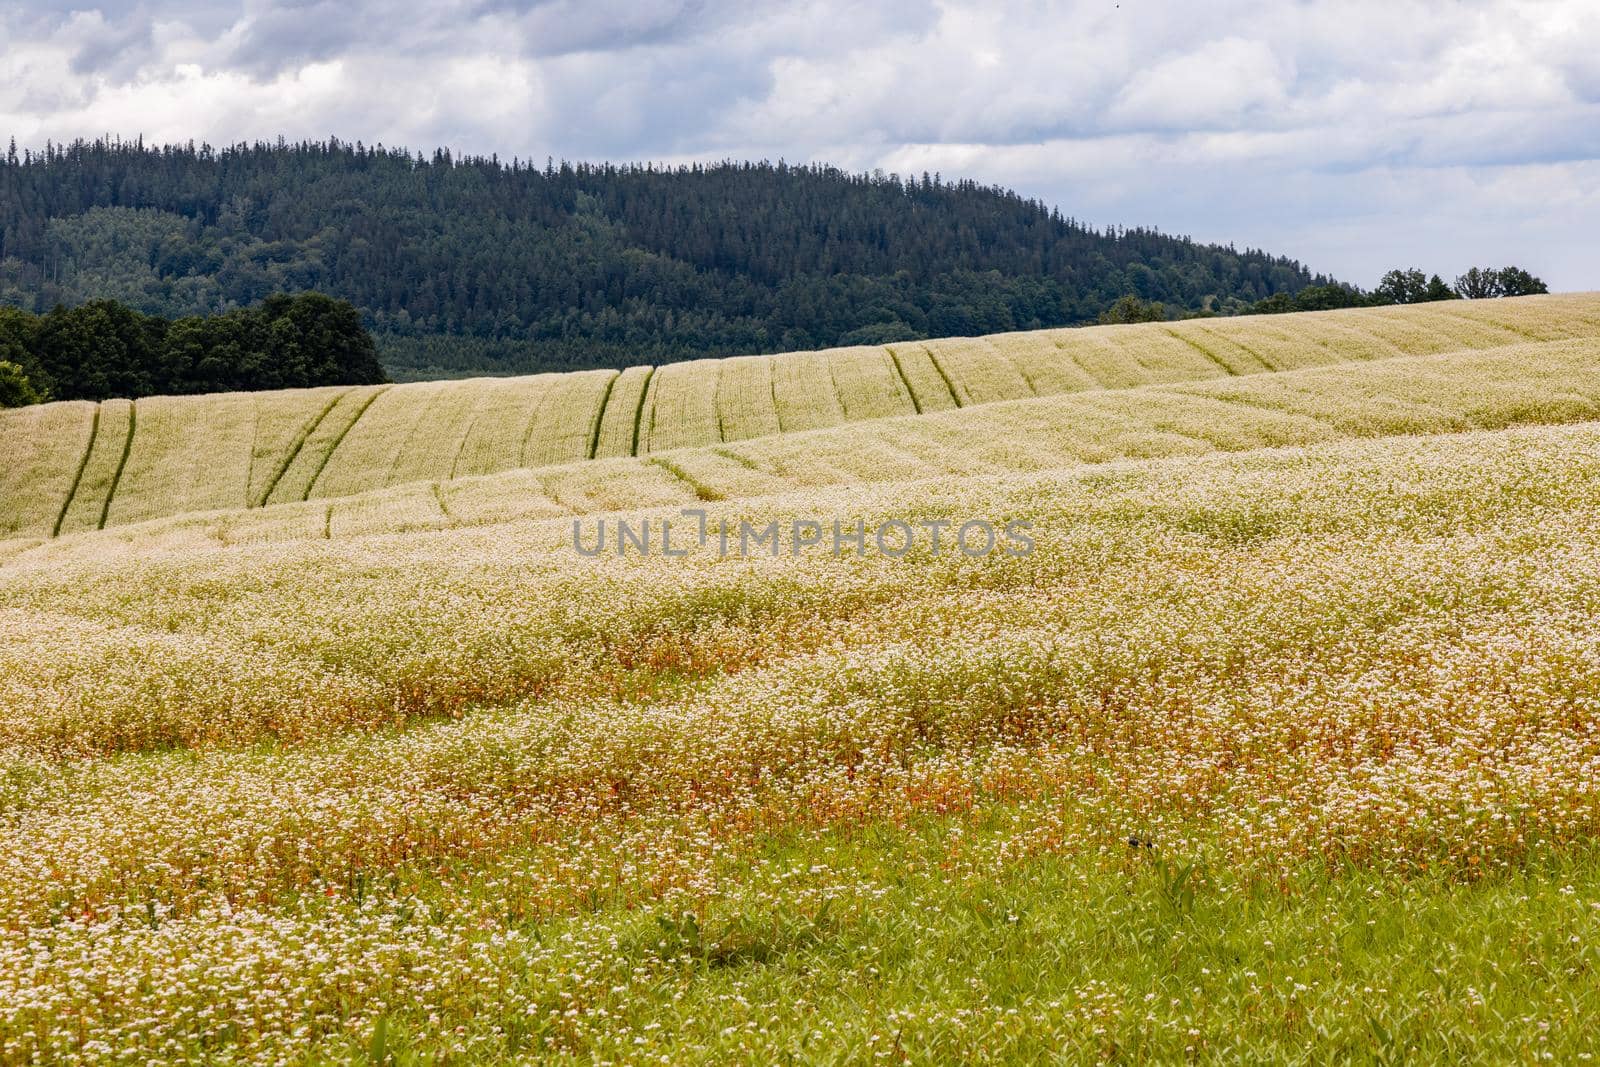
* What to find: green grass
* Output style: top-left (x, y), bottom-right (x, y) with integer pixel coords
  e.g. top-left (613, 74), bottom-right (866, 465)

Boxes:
top-left (343, 816), bottom-right (1600, 1064)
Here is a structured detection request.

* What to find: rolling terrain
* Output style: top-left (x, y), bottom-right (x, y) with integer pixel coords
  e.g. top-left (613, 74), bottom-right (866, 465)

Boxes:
top-left (2, 331), bottom-right (1598, 564)
top-left (5, 295), bottom-right (1600, 1062)
top-left (4, 293), bottom-right (1597, 541)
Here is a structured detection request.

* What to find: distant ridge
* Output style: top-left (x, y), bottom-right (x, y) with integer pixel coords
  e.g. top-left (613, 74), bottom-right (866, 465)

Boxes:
top-left (0, 137), bottom-right (1328, 378)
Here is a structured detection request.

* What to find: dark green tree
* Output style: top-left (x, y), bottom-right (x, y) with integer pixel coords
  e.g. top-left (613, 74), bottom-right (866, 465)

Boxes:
top-left (261, 292), bottom-right (387, 386)
top-left (1424, 274), bottom-right (1459, 302)
top-left (35, 300), bottom-right (165, 401)
top-left (1454, 265), bottom-right (1547, 299)
top-left (0, 294), bottom-right (385, 401)
top-left (1098, 295), bottom-right (1168, 324)
top-left (1251, 293), bottom-right (1298, 314)
top-left (1291, 284), bottom-right (1364, 312)
top-left (0, 360), bottom-right (42, 407)
top-left (0, 306), bottom-right (50, 397)
top-left (1374, 269), bottom-right (1430, 305)
top-left (1454, 267), bottom-right (1501, 299)
top-left (1496, 266), bottom-right (1548, 297)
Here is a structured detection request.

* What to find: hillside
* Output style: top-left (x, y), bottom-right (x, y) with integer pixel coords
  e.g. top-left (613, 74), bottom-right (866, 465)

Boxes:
top-left (2, 325), bottom-right (1596, 565)
top-left (7, 298), bottom-right (1600, 1058)
top-left (0, 140), bottom-right (1326, 378)
top-left (4, 293), bottom-right (1596, 542)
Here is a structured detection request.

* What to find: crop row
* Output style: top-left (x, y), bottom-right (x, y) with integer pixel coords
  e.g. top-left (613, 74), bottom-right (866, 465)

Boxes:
top-left (7, 334), bottom-right (1597, 564)
top-left (5, 294), bottom-right (1596, 539)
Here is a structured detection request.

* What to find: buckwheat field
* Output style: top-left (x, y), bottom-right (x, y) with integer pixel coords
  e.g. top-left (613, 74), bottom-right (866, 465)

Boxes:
top-left (5, 296), bottom-right (1600, 1063)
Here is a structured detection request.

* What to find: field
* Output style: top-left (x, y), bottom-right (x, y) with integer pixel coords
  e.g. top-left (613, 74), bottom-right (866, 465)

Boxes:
top-left (5, 295), bottom-right (1600, 1062)
top-left (7, 293), bottom-right (1600, 539)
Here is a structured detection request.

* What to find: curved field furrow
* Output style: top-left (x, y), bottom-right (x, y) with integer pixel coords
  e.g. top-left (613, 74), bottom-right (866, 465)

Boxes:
top-left (771, 349), bottom-right (848, 431)
top-left (264, 385), bottom-right (390, 504)
top-left (310, 381), bottom-right (456, 498)
top-left (450, 375), bottom-right (556, 477)
top-left (884, 342), bottom-right (962, 412)
top-left (520, 370), bottom-right (617, 467)
top-left (641, 360), bottom-right (722, 452)
top-left (984, 332), bottom-right (1099, 395)
top-left (825, 346), bottom-right (920, 422)
top-left (0, 400), bottom-right (97, 538)
top-left (922, 336), bottom-right (1032, 405)
top-left (591, 365), bottom-right (655, 458)
top-left (4, 294), bottom-right (1599, 540)
top-left (15, 335), bottom-right (1600, 561)
top-left (54, 398), bottom-right (134, 536)
top-left (1052, 331), bottom-right (1157, 389)
top-left (110, 393), bottom-right (254, 525)
top-left (384, 381), bottom-right (499, 488)
top-left (251, 389), bottom-right (351, 507)
top-left (714, 356), bottom-right (782, 443)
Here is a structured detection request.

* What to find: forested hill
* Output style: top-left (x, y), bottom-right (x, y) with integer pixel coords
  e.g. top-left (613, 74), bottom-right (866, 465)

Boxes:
top-left (0, 138), bottom-right (1328, 379)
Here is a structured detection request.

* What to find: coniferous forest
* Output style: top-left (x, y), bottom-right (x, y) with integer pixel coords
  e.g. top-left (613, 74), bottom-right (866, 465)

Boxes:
top-left (0, 138), bottom-right (1327, 380)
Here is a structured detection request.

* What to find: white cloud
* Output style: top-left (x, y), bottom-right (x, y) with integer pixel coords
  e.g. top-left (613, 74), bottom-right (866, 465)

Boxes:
top-left (1109, 37), bottom-right (1289, 130)
top-left (1, 0), bottom-right (1597, 288)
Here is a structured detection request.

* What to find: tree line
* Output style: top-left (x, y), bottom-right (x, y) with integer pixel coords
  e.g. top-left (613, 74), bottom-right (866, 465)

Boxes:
top-left (1, 138), bottom-right (1326, 378)
top-left (1098, 265), bottom-right (1549, 324)
top-left (0, 292), bottom-right (386, 406)
top-left (1246, 265), bottom-right (1547, 316)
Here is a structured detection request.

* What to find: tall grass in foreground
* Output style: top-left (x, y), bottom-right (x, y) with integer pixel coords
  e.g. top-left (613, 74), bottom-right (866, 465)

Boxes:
top-left (2, 418), bottom-right (1600, 1060)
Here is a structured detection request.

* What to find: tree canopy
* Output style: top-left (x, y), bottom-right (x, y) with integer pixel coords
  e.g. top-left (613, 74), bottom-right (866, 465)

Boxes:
top-left (1248, 265), bottom-right (1547, 316)
top-left (1, 138), bottom-right (1326, 378)
top-left (1454, 266), bottom-right (1550, 299)
top-left (0, 360), bottom-right (41, 407)
top-left (0, 293), bottom-right (385, 403)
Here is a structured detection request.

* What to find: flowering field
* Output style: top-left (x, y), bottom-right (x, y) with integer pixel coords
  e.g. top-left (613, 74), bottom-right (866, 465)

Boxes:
top-left (5, 301), bottom-right (1600, 1061)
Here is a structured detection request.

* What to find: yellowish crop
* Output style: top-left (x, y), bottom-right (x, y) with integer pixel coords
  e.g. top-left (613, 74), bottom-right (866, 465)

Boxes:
top-left (590, 364), bottom-right (654, 459)
top-left (4, 415), bottom-right (1600, 1060)
top-left (0, 399), bottom-right (95, 537)
top-left (712, 355), bottom-right (781, 442)
top-left (53, 397), bottom-right (133, 536)
top-left (639, 358), bottom-right (723, 452)
top-left (259, 384), bottom-right (388, 504)
top-left (15, 335), bottom-right (1598, 562)
top-left (9, 294), bottom-right (1597, 540)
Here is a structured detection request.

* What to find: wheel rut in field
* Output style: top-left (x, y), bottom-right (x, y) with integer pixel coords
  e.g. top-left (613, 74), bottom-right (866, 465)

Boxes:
top-left (51, 404), bottom-right (101, 538)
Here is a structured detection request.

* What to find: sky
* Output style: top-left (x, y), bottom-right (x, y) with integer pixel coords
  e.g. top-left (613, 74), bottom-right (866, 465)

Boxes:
top-left (2, 0), bottom-right (1598, 290)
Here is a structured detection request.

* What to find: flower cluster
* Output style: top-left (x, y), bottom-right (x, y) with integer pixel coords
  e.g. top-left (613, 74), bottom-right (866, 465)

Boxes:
top-left (3, 413), bottom-right (1600, 1060)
